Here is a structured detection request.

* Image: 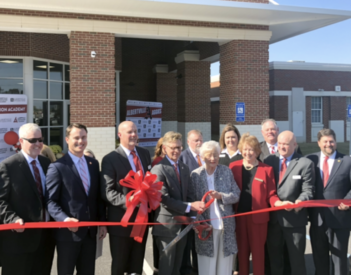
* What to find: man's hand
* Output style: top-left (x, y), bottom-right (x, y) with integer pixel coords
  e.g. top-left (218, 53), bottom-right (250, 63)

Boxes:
top-left (98, 226), bottom-right (108, 240)
top-left (274, 200), bottom-right (294, 211)
top-left (64, 217), bottom-right (79, 232)
top-left (294, 200), bottom-right (303, 212)
top-left (14, 219), bottom-right (25, 233)
top-left (190, 201), bottom-right (205, 212)
top-left (209, 190), bottom-right (222, 200)
top-left (338, 202), bottom-right (350, 211)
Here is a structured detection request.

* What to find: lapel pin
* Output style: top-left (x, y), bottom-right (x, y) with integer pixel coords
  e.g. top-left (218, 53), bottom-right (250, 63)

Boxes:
top-left (89, 162), bottom-right (92, 164)
top-left (338, 160), bottom-right (341, 162)
top-left (220, 178), bottom-right (222, 180)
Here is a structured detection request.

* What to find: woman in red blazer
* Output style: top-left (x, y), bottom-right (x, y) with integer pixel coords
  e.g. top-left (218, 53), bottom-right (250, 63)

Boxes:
top-left (229, 133), bottom-right (283, 275)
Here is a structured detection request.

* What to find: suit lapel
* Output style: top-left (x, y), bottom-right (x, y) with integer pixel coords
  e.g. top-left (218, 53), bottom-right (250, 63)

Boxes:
top-left (252, 164), bottom-right (265, 194)
top-left (85, 156), bottom-right (94, 196)
top-left (233, 161), bottom-right (243, 191)
top-left (279, 153), bottom-right (299, 187)
top-left (135, 146), bottom-right (149, 173)
top-left (179, 161), bottom-right (187, 201)
top-left (325, 152), bottom-right (343, 189)
top-left (18, 153), bottom-right (41, 202)
top-left (187, 148), bottom-right (199, 169)
top-left (66, 154), bottom-right (87, 195)
top-left (163, 157), bottom-right (182, 194)
top-left (116, 146), bottom-right (133, 172)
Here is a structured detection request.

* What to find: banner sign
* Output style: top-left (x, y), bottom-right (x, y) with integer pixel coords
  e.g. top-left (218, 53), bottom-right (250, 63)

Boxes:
top-left (126, 100), bottom-right (162, 147)
top-left (0, 94), bottom-right (27, 162)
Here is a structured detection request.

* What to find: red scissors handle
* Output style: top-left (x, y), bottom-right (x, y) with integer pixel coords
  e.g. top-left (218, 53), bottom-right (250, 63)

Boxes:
top-left (198, 190), bottom-right (215, 214)
top-left (194, 190), bottom-right (215, 240)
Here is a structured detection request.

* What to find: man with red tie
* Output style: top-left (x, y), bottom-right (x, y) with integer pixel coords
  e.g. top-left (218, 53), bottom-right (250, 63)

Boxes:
top-left (264, 131), bottom-right (315, 275)
top-left (306, 129), bottom-right (351, 275)
top-left (0, 123), bottom-right (55, 275)
top-left (101, 121), bottom-right (152, 275)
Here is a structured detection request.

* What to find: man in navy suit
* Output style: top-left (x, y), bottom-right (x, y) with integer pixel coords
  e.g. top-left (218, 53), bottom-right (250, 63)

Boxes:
top-left (46, 123), bottom-right (107, 275)
top-left (179, 129), bottom-right (204, 275)
top-left (306, 128), bottom-right (351, 275)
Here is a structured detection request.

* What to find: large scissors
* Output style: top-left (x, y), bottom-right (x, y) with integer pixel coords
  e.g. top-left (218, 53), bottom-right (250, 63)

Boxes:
top-left (163, 191), bottom-right (215, 252)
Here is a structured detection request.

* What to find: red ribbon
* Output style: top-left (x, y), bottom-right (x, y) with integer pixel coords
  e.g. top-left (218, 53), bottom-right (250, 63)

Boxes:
top-left (0, 200), bottom-right (350, 231)
top-left (119, 170), bottom-right (163, 243)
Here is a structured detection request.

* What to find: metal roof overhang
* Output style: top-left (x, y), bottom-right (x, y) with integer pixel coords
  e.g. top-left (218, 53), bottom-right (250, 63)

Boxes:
top-left (0, 0), bottom-right (350, 44)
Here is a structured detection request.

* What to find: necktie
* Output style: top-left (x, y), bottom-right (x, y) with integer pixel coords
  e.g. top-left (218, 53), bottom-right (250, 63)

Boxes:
top-left (279, 158), bottom-right (287, 184)
top-left (173, 163), bottom-right (181, 184)
top-left (79, 158), bottom-right (90, 195)
top-left (196, 155), bottom-right (202, 167)
top-left (323, 156), bottom-right (329, 187)
top-left (270, 146), bottom-right (275, 154)
top-left (31, 160), bottom-right (45, 221)
top-left (131, 151), bottom-right (143, 176)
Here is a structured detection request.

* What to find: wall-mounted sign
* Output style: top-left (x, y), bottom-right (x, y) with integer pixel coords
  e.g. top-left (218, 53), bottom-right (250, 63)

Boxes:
top-left (236, 102), bottom-right (245, 122)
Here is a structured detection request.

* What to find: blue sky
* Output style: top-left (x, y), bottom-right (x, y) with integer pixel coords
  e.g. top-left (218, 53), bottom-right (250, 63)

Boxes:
top-left (210, 0), bottom-right (351, 76)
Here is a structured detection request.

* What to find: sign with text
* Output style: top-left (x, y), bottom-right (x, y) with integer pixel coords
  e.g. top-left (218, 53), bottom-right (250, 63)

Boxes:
top-left (126, 100), bottom-right (163, 147)
top-left (236, 102), bottom-right (245, 122)
top-left (0, 94), bottom-right (27, 163)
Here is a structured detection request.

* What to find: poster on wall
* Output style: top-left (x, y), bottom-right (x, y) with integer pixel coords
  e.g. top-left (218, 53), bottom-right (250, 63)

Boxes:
top-left (126, 100), bottom-right (162, 147)
top-left (0, 94), bottom-right (27, 163)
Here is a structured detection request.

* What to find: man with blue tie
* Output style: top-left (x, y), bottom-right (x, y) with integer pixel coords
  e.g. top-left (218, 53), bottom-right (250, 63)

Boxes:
top-left (306, 129), bottom-right (351, 275)
top-left (46, 123), bottom-right (107, 275)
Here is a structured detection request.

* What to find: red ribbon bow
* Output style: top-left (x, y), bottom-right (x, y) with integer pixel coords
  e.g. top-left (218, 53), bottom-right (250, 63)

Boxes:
top-left (119, 170), bottom-right (163, 243)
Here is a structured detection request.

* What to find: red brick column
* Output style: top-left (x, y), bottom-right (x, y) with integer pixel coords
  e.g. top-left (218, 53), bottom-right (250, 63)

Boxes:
top-left (175, 51), bottom-right (211, 141)
top-left (70, 31), bottom-right (115, 127)
top-left (69, 31), bottom-right (116, 160)
top-left (154, 65), bottom-right (178, 134)
top-left (219, 40), bottom-right (269, 138)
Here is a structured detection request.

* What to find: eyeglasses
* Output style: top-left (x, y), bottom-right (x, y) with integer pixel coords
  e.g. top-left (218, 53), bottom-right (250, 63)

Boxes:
top-left (22, 137), bottom-right (44, 144)
top-left (166, 146), bottom-right (182, 151)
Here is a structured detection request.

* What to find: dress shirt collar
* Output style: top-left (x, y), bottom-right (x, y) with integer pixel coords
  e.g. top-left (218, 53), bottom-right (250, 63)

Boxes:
top-left (120, 144), bottom-right (137, 157)
top-left (321, 151), bottom-right (336, 161)
top-left (68, 151), bottom-right (85, 165)
top-left (266, 142), bottom-right (278, 150)
top-left (222, 148), bottom-right (241, 158)
top-left (279, 153), bottom-right (294, 162)
top-left (21, 150), bottom-right (39, 164)
top-left (189, 147), bottom-right (200, 158)
top-left (166, 155), bottom-right (178, 166)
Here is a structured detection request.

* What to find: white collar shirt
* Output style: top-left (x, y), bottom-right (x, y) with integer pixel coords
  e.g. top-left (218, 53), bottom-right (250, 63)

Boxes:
top-left (189, 148), bottom-right (205, 166)
top-left (120, 145), bottom-right (144, 174)
top-left (319, 151), bottom-right (336, 179)
top-left (68, 151), bottom-right (91, 185)
top-left (221, 148), bottom-right (241, 159)
top-left (266, 142), bottom-right (278, 154)
top-left (205, 168), bottom-right (223, 230)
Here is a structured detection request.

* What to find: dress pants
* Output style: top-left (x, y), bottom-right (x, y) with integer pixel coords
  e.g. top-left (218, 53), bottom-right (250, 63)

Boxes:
top-left (56, 232), bottom-right (97, 275)
top-left (236, 216), bottom-right (267, 275)
top-left (267, 223), bottom-right (306, 275)
top-left (0, 229), bottom-right (55, 275)
top-left (109, 232), bottom-right (147, 275)
top-left (156, 234), bottom-right (187, 275)
top-left (197, 229), bottom-right (233, 275)
top-left (180, 229), bottom-right (198, 275)
top-left (310, 225), bottom-right (350, 275)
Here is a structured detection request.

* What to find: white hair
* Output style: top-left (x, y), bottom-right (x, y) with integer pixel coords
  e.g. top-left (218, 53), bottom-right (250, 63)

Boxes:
top-left (261, 118), bottom-right (278, 130)
top-left (19, 123), bottom-right (41, 138)
top-left (199, 141), bottom-right (220, 158)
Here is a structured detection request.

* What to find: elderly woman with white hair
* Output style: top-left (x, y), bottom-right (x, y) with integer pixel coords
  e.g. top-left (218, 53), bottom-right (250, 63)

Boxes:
top-left (189, 140), bottom-right (241, 275)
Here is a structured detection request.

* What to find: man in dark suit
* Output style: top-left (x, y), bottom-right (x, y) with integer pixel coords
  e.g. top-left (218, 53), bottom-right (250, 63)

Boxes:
top-left (101, 121), bottom-right (152, 275)
top-left (264, 131), bottom-right (315, 275)
top-left (306, 128), bottom-right (351, 275)
top-left (151, 131), bottom-right (205, 275)
top-left (46, 123), bottom-right (107, 275)
top-left (179, 129), bottom-right (204, 275)
top-left (259, 118), bottom-right (302, 162)
top-left (0, 123), bottom-right (55, 275)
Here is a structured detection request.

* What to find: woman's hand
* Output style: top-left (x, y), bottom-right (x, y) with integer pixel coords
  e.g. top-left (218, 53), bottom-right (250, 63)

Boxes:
top-left (210, 190), bottom-right (222, 200)
top-left (274, 200), bottom-right (294, 211)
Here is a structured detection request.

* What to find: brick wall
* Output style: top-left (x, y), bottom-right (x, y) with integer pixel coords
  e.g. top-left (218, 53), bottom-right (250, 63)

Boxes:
top-left (0, 31), bottom-right (69, 62)
top-left (270, 70), bottom-right (351, 91)
top-left (219, 40), bottom-right (269, 125)
top-left (176, 61), bottom-right (211, 122)
top-left (0, 8), bottom-right (270, 31)
top-left (211, 101), bottom-right (220, 136)
top-left (69, 31), bottom-right (115, 127)
top-left (306, 97), bottom-right (311, 142)
top-left (156, 72), bottom-right (177, 121)
top-left (269, 96), bottom-right (288, 120)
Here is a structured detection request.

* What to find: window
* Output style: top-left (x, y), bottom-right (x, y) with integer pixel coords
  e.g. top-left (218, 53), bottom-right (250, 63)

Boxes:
top-left (33, 60), bottom-right (70, 149)
top-left (347, 97), bottom-right (351, 123)
top-left (311, 97), bottom-right (322, 123)
top-left (0, 59), bottom-right (23, 94)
